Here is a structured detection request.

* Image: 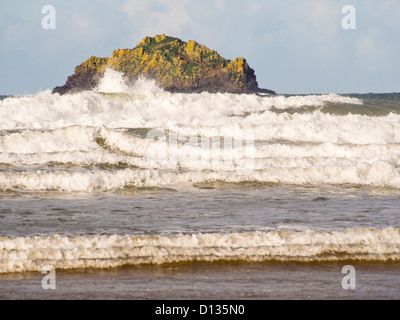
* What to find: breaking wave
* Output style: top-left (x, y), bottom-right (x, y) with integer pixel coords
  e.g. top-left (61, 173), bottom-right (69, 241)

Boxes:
top-left (1, 227), bottom-right (400, 273)
top-left (1, 72), bottom-right (400, 192)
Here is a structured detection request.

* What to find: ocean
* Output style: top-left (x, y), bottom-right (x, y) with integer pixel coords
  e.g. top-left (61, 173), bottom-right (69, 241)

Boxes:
top-left (1, 70), bottom-right (399, 300)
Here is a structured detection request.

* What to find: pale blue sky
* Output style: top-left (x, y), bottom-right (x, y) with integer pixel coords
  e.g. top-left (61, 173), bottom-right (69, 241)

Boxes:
top-left (1, 0), bottom-right (399, 95)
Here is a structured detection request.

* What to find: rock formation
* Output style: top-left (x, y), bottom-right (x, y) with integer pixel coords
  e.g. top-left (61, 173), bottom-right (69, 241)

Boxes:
top-left (52, 34), bottom-right (275, 95)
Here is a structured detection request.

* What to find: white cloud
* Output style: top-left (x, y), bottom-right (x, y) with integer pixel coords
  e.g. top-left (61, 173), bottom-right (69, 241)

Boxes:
top-left (286, 0), bottom-right (340, 40)
top-left (273, 0), bottom-right (343, 64)
top-left (250, 2), bottom-right (262, 13)
top-left (364, 0), bottom-right (400, 31)
top-left (68, 6), bottom-right (105, 46)
top-left (121, 0), bottom-right (191, 39)
top-left (0, 19), bottom-right (36, 55)
top-left (355, 29), bottom-right (378, 57)
top-left (2, 24), bottom-right (27, 52)
top-left (354, 28), bottom-right (395, 71)
top-left (214, 0), bottom-right (226, 11)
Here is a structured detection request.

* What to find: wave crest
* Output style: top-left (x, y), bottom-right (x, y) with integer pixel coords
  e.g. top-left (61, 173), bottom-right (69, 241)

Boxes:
top-left (1, 227), bottom-right (399, 273)
top-left (96, 69), bottom-right (164, 94)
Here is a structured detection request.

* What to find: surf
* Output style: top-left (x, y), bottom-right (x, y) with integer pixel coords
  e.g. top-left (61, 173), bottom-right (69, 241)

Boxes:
top-left (1, 71), bottom-right (400, 192)
top-left (1, 227), bottom-right (399, 273)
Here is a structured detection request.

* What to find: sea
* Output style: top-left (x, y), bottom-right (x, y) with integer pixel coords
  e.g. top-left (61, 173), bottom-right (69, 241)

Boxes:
top-left (0, 69), bottom-right (399, 300)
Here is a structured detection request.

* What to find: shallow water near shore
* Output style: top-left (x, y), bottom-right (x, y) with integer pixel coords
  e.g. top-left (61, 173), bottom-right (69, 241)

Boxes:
top-left (1, 260), bottom-right (399, 300)
top-left (1, 183), bottom-right (400, 299)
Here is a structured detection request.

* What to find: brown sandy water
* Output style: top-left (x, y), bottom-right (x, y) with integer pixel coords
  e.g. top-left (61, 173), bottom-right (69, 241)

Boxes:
top-left (1, 261), bottom-right (399, 300)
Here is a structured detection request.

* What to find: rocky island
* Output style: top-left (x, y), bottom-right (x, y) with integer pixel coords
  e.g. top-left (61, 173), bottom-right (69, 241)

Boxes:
top-left (52, 34), bottom-right (275, 95)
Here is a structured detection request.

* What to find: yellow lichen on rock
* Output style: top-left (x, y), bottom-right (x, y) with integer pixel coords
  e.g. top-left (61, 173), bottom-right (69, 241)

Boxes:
top-left (141, 54), bottom-right (150, 63)
top-left (110, 49), bottom-right (127, 60)
top-left (154, 34), bottom-right (166, 42)
top-left (235, 58), bottom-right (246, 73)
top-left (186, 40), bottom-right (197, 54)
top-left (228, 57), bottom-right (248, 74)
top-left (145, 57), bottom-right (159, 72)
top-left (137, 34), bottom-right (166, 47)
top-left (75, 56), bottom-right (110, 73)
top-left (138, 36), bottom-right (152, 47)
top-left (118, 49), bottom-right (126, 58)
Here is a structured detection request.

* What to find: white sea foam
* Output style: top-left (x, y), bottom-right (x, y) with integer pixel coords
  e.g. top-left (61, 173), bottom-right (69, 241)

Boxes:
top-left (96, 69), bottom-right (131, 93)
top-left (1, 75), bottom-right (400, 191)
top-left (1, 227), bottom-right (399, 273)
top-left (0, 126), bottom-right (101, 153)
top-left (1, 123), bottom-right (400, 190)
top-left (0, 75), bottom-right (364, 132)
top-left (0, 158), bottom-right (399, 191)
top-left (96, 69), bottom-right (163, 94)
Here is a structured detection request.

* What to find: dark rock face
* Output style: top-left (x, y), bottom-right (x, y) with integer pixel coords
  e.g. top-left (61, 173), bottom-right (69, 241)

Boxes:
top-left (53, 56), bottom-right (109, 95)
top-left (52, 35), bottom-right (275, 95)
